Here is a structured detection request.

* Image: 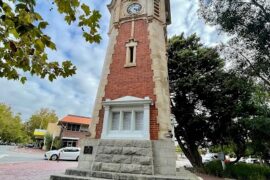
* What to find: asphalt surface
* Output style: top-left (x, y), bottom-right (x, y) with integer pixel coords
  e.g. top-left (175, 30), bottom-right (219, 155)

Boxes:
top-left (0, 145), bottom-right (43, 164)
top-left (0, 145), bottom-right (78, 180)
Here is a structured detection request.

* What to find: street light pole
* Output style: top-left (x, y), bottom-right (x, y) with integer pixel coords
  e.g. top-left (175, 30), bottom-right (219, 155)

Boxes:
top-left (39, 117), bottom-right (44, 129)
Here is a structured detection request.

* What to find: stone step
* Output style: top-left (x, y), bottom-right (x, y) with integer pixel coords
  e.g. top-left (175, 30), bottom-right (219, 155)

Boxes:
top-left (50, 174), bottom-right (107, 180)
top-left (65, 168), bottom-right (192, 180)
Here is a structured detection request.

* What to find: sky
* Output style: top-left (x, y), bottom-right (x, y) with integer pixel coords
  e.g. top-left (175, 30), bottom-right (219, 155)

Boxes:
top-left (0, 0), bottom-right (226, 121)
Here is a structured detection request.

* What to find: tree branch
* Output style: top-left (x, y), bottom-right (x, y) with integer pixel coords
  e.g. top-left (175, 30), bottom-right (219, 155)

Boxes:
top-left (251, 0), bottom-right (269, 18)
top-left (235, 49), bottom-right (270, 87)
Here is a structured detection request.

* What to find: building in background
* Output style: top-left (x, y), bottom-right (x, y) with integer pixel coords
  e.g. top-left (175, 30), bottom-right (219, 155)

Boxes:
top-left (58, 115), bottom-right (91, 147)
top-left (47, 122), bottom-right (61, 137)
top-left (33, 129), bottom-right (47, 148)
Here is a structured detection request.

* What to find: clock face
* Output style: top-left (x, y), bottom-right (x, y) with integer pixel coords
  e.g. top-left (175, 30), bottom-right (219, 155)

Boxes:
top-left (127, 3), bottom-right (142, 15)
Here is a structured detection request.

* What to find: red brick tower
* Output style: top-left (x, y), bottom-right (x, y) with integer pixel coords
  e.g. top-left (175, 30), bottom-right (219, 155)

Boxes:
top-left (50, 1), bottom-right (178, 179)
top-left (90, 0), bottom-right (172, 141)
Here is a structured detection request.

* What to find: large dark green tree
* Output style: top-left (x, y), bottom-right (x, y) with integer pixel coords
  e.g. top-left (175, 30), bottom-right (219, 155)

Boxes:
top-left (168, 34), bottom-right (269, 169)
top-left (244, 88), bottom-right (270, 165)
top-left (199, 0), bottom-right (270, 88)
top-left (0, 0), bottom-right (101, 83)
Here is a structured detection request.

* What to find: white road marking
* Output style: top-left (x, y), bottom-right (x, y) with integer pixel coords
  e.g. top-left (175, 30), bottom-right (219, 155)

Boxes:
top-left (0, 154), bottom-right (8, 159)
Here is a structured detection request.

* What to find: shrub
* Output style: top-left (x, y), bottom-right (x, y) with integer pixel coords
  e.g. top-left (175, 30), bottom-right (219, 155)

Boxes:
top-left (225, 163), bottom-right (270, 180)
top-left (44, 133), bottom-right (53, 150)
top-left (52, 137), bottom-right (62, 150)
top-left (204, 161), bottom-right (224, 177)
top-left (204, 161), bottom-right (270, 180)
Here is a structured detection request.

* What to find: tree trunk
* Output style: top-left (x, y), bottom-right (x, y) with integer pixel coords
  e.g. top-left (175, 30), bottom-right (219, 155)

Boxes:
top-left (230, 155), bottom-right (241, 165)
top-left (175, 132), bottom-right (204, 171)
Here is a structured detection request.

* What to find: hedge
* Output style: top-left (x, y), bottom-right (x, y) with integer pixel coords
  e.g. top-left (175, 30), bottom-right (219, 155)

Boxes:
top-left (204, 161), bottom-right (270, 180)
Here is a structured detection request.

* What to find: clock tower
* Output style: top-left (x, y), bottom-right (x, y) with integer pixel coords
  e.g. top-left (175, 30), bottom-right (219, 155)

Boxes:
top-left (90, 0), bottom-right (172, 141)
top-left (51, 1), bottom-right (180, 179)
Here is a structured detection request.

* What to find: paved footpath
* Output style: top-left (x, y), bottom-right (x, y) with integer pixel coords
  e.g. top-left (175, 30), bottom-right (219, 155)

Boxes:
top-left (0, 161), bottom-right (78, 180)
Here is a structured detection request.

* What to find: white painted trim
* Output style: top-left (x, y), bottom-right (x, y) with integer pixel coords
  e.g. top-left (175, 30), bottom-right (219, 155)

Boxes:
top-left (103, 96), bottom-right (152, 106)
top-left (101, 96), bottom-right (151, 140)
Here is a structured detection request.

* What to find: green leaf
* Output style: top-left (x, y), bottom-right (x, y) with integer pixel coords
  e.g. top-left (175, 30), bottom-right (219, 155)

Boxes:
top-left (10, 29), bottom-right (19, 38)
top-left (81, 4), bottom-right (90, 16)
top-left (20, 77), bottom-right (27, 84)
top-left (35, 39), bottom-right (45, 51)
top-left (38, 21), bottom-right (48, 29)
top-left (25, 13), bottom-right (32, 24)
top-left (48, 41), bottom-right (56, 50)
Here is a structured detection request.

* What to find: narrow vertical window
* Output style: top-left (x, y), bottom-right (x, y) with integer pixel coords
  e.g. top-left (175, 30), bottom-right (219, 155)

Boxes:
top-left (111, 112), bottom-right (120, 130)
top-left (123, 112), bottom-right (132, 130)
top-left (154, 0), bottom-right (160, 17)
top-left (135, 111), bottom-right (144, 131)
top-left (125, 40), bottom-right (137, 67)
top-left (129, 46), bottom-right (134, 63)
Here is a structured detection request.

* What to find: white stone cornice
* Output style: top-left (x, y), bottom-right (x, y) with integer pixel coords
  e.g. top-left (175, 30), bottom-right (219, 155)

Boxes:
top-left (103, 96), bottom-right (152, 106)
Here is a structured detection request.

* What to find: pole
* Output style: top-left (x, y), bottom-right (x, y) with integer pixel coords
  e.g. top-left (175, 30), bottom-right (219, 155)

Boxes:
top-left (50, 134), bottom-right (55, 150)
top-left (39, 117), bottom-right (44, 129)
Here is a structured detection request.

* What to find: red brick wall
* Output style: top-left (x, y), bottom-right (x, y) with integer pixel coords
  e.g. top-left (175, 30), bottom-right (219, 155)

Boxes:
top-left (61, 130), bottom-right (89, 140)
top-left (96, 19), bottom-right (159, 140)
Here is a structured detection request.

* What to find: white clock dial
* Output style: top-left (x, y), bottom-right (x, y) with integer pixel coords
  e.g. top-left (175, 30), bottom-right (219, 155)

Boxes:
top-left (127, 3), bottom-right (142, 15)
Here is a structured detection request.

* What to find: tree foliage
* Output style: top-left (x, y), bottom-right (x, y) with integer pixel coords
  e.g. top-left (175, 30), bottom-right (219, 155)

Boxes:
top-left (199, 0), bottom-right (270, 88)
top-left (0, 103), bottom-right (29, 143)
top-left (25, 108), bottom-right (58, 139)
top-left (44, 133), bottom-right (61, 150)
top-left (0, 0), bottom-right (101, 83)
top-left (168, 34), bottom-right (270, 169)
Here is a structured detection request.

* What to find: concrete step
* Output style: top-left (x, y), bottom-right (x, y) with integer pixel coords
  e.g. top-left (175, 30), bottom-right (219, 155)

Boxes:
top-left (50, 174), bottom-right (107, 180)
top-left (64, 168), bottom-right (192, 180)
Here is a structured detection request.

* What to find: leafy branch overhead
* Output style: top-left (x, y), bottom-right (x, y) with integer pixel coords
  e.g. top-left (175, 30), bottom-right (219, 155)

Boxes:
top-left (199, 0), bottom-right (270, 88)
top-left (0, 0), bottom-right (101, 83)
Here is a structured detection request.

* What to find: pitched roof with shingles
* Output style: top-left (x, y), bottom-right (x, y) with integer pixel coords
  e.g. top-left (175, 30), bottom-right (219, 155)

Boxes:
top-left (59, 114), bottom-right (91, 125)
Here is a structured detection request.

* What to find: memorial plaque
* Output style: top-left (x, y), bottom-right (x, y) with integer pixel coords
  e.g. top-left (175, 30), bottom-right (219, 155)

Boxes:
top-left (84, 146), bottom-right (93, 154)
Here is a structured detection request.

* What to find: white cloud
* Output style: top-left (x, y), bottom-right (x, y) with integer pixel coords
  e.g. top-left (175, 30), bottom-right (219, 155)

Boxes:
top-left (0, 0), bottom-right (227, 121)
top-left (169, 0), bottom-right (226, 46)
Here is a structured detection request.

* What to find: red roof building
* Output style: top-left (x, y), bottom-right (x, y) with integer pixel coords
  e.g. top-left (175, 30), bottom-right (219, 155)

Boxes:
top-left (58, 115), bottom-right (92, 147)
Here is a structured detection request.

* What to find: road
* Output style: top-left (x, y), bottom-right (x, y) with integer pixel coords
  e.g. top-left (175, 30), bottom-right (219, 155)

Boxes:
top-left (0, 145), bottom-right (78, 180)
top-left (0, 145), bottom-right (43, 164)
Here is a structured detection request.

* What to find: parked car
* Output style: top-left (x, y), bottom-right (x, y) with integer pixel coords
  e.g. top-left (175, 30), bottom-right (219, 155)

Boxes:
top-left (246, 157), bottom-right (260, 164)
top-left (25, 144), bottom-right (34, 148)
top-left (202, 153), bottom-right (218, 163)
top-left (239, 157), bottom-right (260, 164)
top-left (45, 147), bottom-right (80, 161)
